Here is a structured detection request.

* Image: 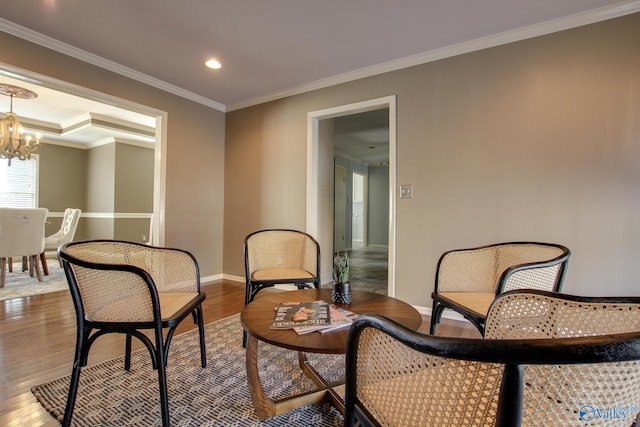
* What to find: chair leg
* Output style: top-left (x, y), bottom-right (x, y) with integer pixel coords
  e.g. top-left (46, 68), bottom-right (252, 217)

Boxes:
top-left (196, 305), bottom-right (207, 368)
top-left (155, 330), bottom-right (170, 427)
top-left (30, 255), bottom-right (43, 282)
top-left (242, 284), bottom-right (254, 348)
top-left (158, 364), bottom-right (170, 427)
top-left (62, 333), bottom-right (86, 427)
top-left (39, 252), bottom-right (49, 275)
top-left (124, 334), bottom-right (132, 371)
top-left (62, 364), bottom-right (82, 427)
top-left (0, 258), bottom-right (5, 288)
top-left (429, 301), bottom-right (445, 335)
top-left (9, 257), bottom-right (13, 273)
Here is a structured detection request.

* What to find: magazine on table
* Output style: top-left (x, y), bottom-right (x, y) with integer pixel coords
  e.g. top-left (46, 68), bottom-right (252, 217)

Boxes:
top-left (270, 301), bottom-right (331, 329)
top-left (294, 305), bottom-right (360, 335)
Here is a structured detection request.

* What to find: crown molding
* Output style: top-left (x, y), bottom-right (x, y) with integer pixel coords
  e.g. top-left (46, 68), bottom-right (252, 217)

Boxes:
top-left (1, 1), bottom-right (638, 114)
top-left (227, 0), bottom-right (640, 111)
top-left (42, 136), bottom-right (153, 149)
top-left (0, 18), bottom-right (226, 112)
top-left (39, 138), bottom-right (85, 149)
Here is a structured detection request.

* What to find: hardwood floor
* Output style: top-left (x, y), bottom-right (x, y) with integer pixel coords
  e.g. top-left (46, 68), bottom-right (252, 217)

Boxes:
top-left (0, 279), bottom-right (478, 426)
top-left (347, 246), bottom-right (388, 295)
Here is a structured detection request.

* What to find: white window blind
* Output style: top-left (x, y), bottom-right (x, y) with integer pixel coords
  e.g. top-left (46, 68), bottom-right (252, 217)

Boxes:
top-left (0, 156), bottom-right (38, 208)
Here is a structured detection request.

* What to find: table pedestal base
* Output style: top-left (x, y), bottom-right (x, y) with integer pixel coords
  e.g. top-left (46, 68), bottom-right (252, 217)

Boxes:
top-left (245, 334), bottom-right (345, 420)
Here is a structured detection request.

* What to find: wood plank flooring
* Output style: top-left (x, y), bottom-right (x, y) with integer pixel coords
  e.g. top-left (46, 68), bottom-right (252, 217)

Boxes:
top-left (0, 280), bottom-right (478, 426)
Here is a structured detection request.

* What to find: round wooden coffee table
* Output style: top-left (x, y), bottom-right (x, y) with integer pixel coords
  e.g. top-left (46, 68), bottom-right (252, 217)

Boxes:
top-left (240, 288), bottom-right (422, 420)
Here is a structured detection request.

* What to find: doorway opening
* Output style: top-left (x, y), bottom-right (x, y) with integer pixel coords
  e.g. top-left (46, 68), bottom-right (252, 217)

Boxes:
top-left (0, 64), bottom-right (166, 245)
top-left (307, 95), bottom-right (396, 296)
top-left (351, 171), bottom-right (366, 249)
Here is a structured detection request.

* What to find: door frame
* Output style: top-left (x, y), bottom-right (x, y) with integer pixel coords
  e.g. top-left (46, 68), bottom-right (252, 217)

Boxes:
top-left (334, 164), bottom-right (347, 252)
top-left (306, 95), bottom-right (396, 296)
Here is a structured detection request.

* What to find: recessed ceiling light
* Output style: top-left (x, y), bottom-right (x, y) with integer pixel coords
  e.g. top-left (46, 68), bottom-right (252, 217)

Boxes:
top-left (205, 58), bottom-right (222, 69)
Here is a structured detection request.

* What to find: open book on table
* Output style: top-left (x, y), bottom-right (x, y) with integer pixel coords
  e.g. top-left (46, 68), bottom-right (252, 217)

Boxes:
top-left (294, 305), bottom-right (359, 335)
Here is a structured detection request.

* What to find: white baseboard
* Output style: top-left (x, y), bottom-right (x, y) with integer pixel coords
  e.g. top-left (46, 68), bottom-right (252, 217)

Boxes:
top-left (220, 274), bottom-right (244, 283)
top-left (415, 305), bottom-right (469, 323)
top-left (201, 273), bottom-right (227, 283)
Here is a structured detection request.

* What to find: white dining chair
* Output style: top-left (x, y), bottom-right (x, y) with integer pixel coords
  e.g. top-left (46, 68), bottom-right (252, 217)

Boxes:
top-left (39, 208), bottom-right (81, 274)
top-left (0, 207), bottom-right (48, 287)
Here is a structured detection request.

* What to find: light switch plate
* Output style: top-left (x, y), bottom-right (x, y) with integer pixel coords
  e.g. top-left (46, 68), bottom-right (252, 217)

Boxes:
top-left (400, 184), bottom-right (413, 198)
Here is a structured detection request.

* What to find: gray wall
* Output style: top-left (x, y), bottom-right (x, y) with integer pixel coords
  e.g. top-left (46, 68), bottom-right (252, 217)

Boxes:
top-left (225, 13), bottom-right (640, 307)
top-left (114, 143), bottom-right (154, 242)
top-left (367, 164), bottom-right (389, 247)
top-left (37, 141), bottom-right (154, 242)
top-left (38, 143), bottom-right (85, 213)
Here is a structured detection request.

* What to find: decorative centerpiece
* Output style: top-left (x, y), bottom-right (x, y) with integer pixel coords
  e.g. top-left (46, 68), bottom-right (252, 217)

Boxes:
top-left (332, 251), bottom-right (352, 304)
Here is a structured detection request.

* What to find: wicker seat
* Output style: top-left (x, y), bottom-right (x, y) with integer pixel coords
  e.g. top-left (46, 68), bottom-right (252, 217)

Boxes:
top-left (243, 229), bottom-right (320, 346)
top-left (58, 240), bottom-right (207, 427)
top-left (345, 290), bottom-right (640, 427)
top-left (430, 241), bottom-right (570, 335)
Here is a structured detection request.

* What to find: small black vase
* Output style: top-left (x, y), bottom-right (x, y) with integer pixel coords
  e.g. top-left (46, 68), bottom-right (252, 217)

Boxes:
top-left (332, 282), bottom-right (352, 305)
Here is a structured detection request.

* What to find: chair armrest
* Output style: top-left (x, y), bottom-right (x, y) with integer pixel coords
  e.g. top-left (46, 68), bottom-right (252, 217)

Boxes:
top-left (140, 246), bottom-right (200, 294)
top-left (60, 259), bottom-right (159, 323)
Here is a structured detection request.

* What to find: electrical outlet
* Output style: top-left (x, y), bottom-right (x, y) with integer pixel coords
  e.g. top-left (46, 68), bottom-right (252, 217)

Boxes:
top-left (142, 235), bottom-right (147, 242)
top-left (277, 256), bottom-right (283, 265)
top-left (400, 184), bottom-right (413, 198)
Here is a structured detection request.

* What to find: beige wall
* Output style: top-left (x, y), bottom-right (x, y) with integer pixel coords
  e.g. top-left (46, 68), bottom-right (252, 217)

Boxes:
top-left (0, 31), bottom-right (226, 277)
top-left (367, 165), bottom-right (389, 247)
top-left (225, 13), bottom-right (640, 306)
top-left (38, 142), bottom-right (154, 242)
top-left (114, 143), bottom-right (154, 242)
top-left (38, 143), bottom-right (86, 213)
top-left (115, 143), bottom-right (153, 213)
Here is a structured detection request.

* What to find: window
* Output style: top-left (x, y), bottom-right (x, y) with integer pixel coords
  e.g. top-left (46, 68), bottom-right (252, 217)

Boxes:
top-left (0, 155), bottom-right (38, 208)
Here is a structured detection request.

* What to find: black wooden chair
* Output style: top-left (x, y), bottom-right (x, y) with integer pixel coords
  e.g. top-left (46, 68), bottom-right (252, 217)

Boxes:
top-left (243, 229), bottom-right (320, 345)
top-left (346, 290), bottom-right (640, 427)
top-left (58, 240), bottom-right (207, 427)
top-left (430, 241), bottom-right (570, 335)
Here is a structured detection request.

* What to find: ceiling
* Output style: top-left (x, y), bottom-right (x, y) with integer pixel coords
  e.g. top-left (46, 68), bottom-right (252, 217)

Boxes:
top-left (1, 1), bottom-right (637, 112)
top-left (333, 109), bottom-right (390, 165)
top-left (0, 1), bottom-right (638, 155)
top-left (0, 73), bottom-right (156, 147)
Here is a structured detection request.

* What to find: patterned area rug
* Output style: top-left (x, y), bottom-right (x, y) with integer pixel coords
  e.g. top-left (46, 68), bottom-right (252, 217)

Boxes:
top-left (32, 314), bottom-right (345, 426)
top-left (0, 259), bottom-right (68, 301)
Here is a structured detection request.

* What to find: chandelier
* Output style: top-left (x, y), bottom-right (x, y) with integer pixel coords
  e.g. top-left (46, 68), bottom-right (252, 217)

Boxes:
top-left (0, 83), bottom-right (41, 166)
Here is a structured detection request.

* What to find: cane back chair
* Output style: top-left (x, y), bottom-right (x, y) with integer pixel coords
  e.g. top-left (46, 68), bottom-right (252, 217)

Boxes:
top-left (58, 240), bottom-right (207, 427)
top-left (243, 229), bottom-right (320, 345)
top-left (345, 290), bottom-right (640, 427)
top-left (430, 241), bottom-right (570, 335)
